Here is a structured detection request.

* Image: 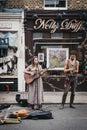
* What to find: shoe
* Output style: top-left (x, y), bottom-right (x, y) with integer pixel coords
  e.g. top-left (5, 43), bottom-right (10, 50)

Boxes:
top-left (34, 104), bottom-right (42, 110)
top-left (28, 104), bottom-right (34, 110)
top-left (39, 104), bottom-right (42, 110)
top-left (28, 107), bottom-right (33, 110)
top-left (59, 105), bottom-right (64, 109)
top-left (70, 105), bottom-right (75, 109)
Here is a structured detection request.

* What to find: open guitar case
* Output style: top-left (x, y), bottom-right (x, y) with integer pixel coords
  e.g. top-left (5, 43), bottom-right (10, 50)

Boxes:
top-left (15, 94), bottom-right (53, 120)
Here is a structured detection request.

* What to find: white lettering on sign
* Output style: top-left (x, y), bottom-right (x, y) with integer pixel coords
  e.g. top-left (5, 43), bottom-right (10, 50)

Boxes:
top-left (34, 18), bottom-right (83, 33)
top-left (60, 19), bottom-right (83, 32)
top-left (34, 18), bottom-right (59, 33)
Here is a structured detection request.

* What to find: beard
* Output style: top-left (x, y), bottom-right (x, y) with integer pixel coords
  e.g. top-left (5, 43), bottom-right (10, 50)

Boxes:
top-left (70, 56), bottom-right (76, 61)
top-left (71, 57), bottom-right (74, 61)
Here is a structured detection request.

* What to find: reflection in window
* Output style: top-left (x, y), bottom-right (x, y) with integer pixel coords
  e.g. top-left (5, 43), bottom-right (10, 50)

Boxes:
top-left (0, 32), bottom-right (18, 75)
top-left (33, 33), bottom-right (42, 39)
top-left (44, 0), bottom-right (67, 9)
top-left (51, 33), bottom-right (63, 39)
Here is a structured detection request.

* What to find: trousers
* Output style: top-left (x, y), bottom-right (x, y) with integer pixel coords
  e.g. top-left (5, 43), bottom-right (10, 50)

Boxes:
top-left (62, 76), bottom-right (77, 106)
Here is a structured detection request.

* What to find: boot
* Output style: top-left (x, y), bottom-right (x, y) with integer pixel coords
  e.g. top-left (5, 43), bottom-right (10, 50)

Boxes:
top-left (38, 104), bottom-right (42, 110)
top-left (59, 94), bottom-right (67, 109)
top-left (28, 104), bottom-right (34, 110)
top-left (70, 94), bottom-right (75, 108)
top-left (70, 104), bottom-right (75, 108)
top-left (31, 104), bottom-right (34, 110)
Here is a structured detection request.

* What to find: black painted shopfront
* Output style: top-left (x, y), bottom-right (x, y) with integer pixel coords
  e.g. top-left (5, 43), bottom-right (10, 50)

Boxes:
top-left (24, 10), bottom-right (87, 92)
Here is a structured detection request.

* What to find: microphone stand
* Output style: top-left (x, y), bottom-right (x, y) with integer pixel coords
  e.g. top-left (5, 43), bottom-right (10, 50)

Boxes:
top-left (34, 64), bottom-right (39, 110)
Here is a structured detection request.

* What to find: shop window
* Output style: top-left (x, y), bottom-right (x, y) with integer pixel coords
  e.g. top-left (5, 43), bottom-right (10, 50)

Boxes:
top-left (63, 32), bottom-right (82, 39)
top-left (0, 31), bottom-right (18, 76)
top-left (43, 33), bottom-right (51, 38)
top-left (0, 38), bottom-right (9, 57)
top-left (51, 33), bottom-right (63, 39)
top-left (82, 43), bottom-right (87, 75)
top-left (0, 48), bottom-right (7, 57)
top-left (44, 0), bottom-right (67, 10)
top-left (35, 42), bottom-right (82, 75)
top-left (33, 33), bottom-right (42, 39)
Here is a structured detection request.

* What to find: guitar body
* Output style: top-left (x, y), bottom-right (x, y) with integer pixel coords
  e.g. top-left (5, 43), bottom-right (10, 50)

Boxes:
top-left (24, 73), bottom-right (40, 84)
top-left (24, 67), bottom-right (49, 84)
top-left (13, 109), bottom-right (28, 117)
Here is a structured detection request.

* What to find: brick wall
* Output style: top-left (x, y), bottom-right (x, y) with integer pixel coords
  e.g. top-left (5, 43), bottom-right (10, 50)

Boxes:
top-left (6, 0), bottom-right (24, 8)
top-left (23, 0), bottom-right (43, 9)
top-left (68, 0), bottom-right (87, 9)
top-left (6, 0), bottom-right (43, 9)
top-left (5, 0), bottom-right (87, 10)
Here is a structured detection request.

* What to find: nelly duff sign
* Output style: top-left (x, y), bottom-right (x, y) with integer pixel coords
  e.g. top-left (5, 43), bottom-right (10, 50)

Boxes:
top-left (34, 18), bottom-right (83, 33)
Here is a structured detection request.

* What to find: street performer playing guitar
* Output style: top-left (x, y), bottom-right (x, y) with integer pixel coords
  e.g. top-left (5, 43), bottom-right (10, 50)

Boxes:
top-left (24, 56), bottom-right (43, 110)
top-left (60, 50), bottom-right (79, 109)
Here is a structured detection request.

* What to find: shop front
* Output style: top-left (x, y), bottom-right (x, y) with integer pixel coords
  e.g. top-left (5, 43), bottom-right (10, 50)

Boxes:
top-left (24, 10), bottom-right (87, 92)
top-left (0, 9), bottom-right (25, 92)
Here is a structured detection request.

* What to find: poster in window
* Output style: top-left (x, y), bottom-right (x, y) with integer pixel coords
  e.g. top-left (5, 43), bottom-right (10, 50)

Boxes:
top-left (47, 48), bottom-right (69, 70)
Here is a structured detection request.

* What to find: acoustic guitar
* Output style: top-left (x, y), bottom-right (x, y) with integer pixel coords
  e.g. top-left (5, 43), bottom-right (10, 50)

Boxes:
top-left (24, 68), bottom-right (49, 84)
top-left (13, 109), bottom-right (28, 117)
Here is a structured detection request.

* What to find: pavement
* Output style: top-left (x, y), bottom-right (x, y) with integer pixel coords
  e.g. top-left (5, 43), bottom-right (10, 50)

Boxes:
top-left (0, 104), bottom-right (87, 130)
top-left (0, 91), bottom-right (87, 104)
top-left (0, 92), bottom-right (87, 129)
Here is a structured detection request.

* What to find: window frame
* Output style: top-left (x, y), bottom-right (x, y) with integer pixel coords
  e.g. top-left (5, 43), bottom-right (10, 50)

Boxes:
top-left (44, 0), bottom-right (67, 10)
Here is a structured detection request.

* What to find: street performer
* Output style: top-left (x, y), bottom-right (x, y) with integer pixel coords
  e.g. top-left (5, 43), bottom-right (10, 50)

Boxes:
top-left (60, 50), bottom-right (79, 109)
top-left (24, 56), bottom-right (43, 110)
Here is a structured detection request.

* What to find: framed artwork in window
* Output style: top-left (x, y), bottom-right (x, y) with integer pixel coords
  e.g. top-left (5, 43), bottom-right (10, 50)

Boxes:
top-left (38, 53), bottom-right (44, 62)
top-left (47, 48), bottom-right (69, 70)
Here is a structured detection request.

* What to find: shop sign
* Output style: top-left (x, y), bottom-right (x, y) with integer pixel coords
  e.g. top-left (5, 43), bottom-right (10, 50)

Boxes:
top-left (34, 18), bottom-right (83, 33)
